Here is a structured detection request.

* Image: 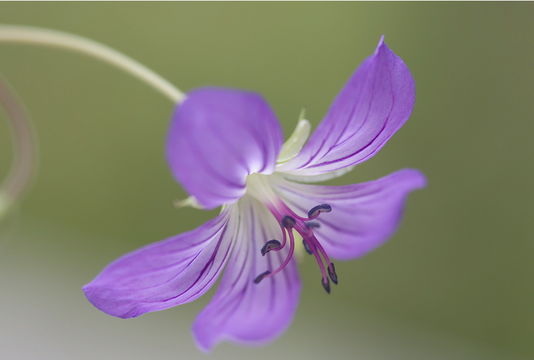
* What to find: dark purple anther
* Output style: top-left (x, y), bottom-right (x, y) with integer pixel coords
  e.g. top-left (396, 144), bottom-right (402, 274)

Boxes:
top-left (302, 239), bottom-right (313, 255)
top-left (281, 216), bottom-right (296, 228)
top-left (305, 221), bottom-right (321, 229)
top-left (307, 204), bottom-right (332, 218)
top-left (327, 263), bottom-right (338, 284)
top-left (261, 239), bottom-right (282, 256)
top-left (254, 270), bottom-right (271, 284)
top-left (321, 277), bottom-right (331, 294)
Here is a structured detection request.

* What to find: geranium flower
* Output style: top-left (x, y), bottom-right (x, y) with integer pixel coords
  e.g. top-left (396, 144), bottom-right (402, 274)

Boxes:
top-left (83, 36), bottom-right (426, 350)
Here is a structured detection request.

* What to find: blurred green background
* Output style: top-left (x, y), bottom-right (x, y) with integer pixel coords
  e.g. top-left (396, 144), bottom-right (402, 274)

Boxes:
top-left (0, 2), bottom-right (532, 359)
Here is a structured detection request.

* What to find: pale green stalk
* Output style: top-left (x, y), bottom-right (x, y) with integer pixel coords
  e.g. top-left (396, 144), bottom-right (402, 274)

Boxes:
top-left (0, 25), bottom-right (185, 103)
top-left (0, 25), bottom-right (185, 218)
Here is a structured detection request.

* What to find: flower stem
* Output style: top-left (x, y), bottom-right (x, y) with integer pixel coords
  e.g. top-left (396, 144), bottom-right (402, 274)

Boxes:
top-left (0, 25), bottom-right (186, 218)
top-left (0, 25), bottom-right (185, 103)
top-left (0, 78), bottom-right (36, 219)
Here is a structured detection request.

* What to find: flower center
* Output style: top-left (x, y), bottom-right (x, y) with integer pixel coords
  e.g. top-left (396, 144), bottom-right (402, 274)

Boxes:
top-left (246, 174), bottom-right (338, 293)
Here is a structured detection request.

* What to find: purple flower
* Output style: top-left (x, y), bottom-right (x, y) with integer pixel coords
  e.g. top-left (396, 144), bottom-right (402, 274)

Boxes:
top-left (83, 37), bottom-right (426, 351)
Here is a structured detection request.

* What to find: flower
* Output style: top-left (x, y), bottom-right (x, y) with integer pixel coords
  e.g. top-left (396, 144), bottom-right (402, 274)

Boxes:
top-left (83, 36), bottom-right (426, 351)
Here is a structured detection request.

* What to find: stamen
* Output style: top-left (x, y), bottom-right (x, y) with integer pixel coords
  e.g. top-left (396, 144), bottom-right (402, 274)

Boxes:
top-left (321, 277), bottom-right (331, 294)
top-left (260, 239), bottom-right (282, 256)
top-left (307, 204), bottom-right (332, 219)
top-left (302, 239), bottom-right (313, 255)
top-left (254, 229), bottom-right (295, 283)
top-left (257, 200), bottom-right (338, 294)
top-left (307, 235), bottom-right (338, 287)
top-left (277, 224), bottom-right (287, 249)
top-left (281, 215), bottom-right (296, 228)
top-left (308, 235), bottom-right (332, 266)
top-left (328, 263), bottom-right (338, 284)
top-left (254, 270), bottom-right (271, 284)
top-left (309, 240), bottom-right (331, 289)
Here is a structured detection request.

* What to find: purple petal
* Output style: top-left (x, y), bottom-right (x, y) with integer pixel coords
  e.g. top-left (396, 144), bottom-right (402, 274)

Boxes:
top-left (167, 88), bottom-right (283, 209)
top-left (273, 169), bottom-right (426, 260)
top-left (278, 37), bottom-right (415, 176)
top-left (193, 197), bottom-right (300, 351)
top-left (83, 209), bottom-right (235, 318)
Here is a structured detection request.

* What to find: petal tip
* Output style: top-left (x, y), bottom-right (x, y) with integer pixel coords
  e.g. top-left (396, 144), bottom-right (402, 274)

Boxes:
top-left (417, 173), bottom-right (428, 189)
top-left (192, 323), bottom-right (218, 353)
top-left (82, 283), bottom-right (140, 319)
top-left (375, 35), bottom-right (386, 54)
top-left (82, 283), bottom-right (105, 313)
top-left (399, 168), bottom-right (427, 190)
top-left (194, 340), bottom-right (213, 354)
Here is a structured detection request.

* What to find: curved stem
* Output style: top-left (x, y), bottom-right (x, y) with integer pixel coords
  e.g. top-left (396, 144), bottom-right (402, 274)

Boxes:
top-left (0, 79), bottom-right (36, 219)
top-left (0, 25), bottom-right (187, 218)
top-left (0, 25), bottom-right (185, 103)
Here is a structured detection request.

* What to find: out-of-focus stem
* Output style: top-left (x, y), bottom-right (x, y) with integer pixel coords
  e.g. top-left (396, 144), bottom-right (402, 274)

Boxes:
top-left (0, 79), bottom-right (36, 218)
top-left (0, 25), bottom-right (185, 103)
